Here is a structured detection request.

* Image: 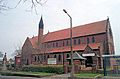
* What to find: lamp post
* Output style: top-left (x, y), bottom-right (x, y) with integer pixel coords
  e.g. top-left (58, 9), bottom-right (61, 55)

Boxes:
top-left (63, 9), bottom-right (74, 77)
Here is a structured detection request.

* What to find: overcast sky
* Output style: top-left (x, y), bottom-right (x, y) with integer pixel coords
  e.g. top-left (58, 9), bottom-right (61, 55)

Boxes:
top-left (0, 0), bottom-right (120, 58)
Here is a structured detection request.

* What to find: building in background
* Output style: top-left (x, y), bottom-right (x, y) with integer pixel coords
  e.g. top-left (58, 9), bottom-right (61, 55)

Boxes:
top-left (21, 17), bottom-right (115, 72)
top-left (15, 54), bottom-right (21, 68)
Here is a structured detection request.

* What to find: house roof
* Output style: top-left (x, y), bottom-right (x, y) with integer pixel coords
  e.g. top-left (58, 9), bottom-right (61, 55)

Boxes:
top-left (29, 19), bottom-right (107, 48)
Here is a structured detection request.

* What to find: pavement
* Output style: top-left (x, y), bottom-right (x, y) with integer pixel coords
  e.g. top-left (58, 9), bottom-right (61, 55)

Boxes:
top-left (41, 73), bottom-right (70, 79)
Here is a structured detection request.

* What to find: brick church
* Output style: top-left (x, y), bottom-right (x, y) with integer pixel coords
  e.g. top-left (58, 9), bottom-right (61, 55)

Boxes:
top-left (21, 17), bottom-right (115, 71)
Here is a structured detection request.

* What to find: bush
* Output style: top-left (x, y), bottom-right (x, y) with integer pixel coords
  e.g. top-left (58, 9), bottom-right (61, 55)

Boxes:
top-left (22, 65), bottom-right (64, 74)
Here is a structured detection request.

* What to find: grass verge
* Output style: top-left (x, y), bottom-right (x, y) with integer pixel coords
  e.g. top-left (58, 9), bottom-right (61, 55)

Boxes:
top-left (75, 72), bottom-right (103, 78)
top-left (0, 71), bottom-right (55, 78)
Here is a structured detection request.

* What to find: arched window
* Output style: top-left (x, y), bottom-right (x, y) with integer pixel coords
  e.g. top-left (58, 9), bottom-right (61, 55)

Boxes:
top-left (56, 42), bottom-right (58, 47)
top-left (44, 55), bottom-right (46, 61)
top-left (74, 39), bottom-right (76, 45)
top-left (66, 40), bottom-right (69, 46)
top-left (58, 54), bottom-right (61, 62)
top-left (87, 37), bottom-right (89, 44)
top-left (63, 41), bottom-right (65, 46)
top-left (92, 37), bottom-right (95, 43)
top-left (78, 39), bottom-right (81, 44)
top-left (53, 42), bottom-right (55, 47)
top-left (81, 37), bottom-right (84, 43)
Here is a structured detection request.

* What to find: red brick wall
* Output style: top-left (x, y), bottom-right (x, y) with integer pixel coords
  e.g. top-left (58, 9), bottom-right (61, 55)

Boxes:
top-left (21, 38), bottom-right (33, 65)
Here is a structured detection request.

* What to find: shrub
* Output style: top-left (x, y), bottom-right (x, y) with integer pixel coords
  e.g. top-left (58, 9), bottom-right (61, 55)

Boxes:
top-left (22, 65), bottom-right (64, 74)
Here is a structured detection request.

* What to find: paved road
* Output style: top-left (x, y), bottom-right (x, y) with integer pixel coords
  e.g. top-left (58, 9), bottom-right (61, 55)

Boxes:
top-left (1, 74), bottom-right (120, 79)
top-left (0, 75), bottom-right (41, 79)
top-left (0, 74), bottom-right (70, 79)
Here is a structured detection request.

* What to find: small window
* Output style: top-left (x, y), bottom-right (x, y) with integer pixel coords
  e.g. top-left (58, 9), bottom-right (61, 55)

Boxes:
top-left (44, 55), bottom-right (46, 61)
top-left (66, 40), bottom-right (69, 46)
top-left (56, 42), bottom-right (58, 47)
top-left (63, 41), bottom-right (65, 46)
top-left (58, 54), bottom-right (61, 62)
top-left (74, 39), bottom-right (76, 45)
top-left (81, 37), bottom-right (84, 43)
top-left (78, 39), bottom-right (81, 44)
top-left (92, 37), bottom-right (95, 43)
top-left (87, 37), bottom-right (89, 44)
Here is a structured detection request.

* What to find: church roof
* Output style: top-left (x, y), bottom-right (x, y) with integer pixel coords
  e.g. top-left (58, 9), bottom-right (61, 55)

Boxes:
top-left (43, 20), bottom-right (107, 42)
top-left (29, 36), bottom-right (38, 48)
top-left (29, 19), bottom-right (107, 48)
top-left (30, 43), bottom-right (100, 54)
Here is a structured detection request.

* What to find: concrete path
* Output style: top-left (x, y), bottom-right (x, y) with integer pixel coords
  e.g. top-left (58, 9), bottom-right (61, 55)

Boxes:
top-left (41, 73), bottom-right (70, 79)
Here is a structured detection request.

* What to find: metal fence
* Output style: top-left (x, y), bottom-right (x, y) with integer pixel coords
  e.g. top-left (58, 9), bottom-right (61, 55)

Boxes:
top-left (103, 55), bottom-right (120, 77)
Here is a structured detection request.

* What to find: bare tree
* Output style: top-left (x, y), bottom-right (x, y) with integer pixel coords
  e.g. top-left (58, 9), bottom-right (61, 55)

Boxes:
top-left (0, 0), bottom-right (10, 13)
top-left (0, 0), bottom-right (48, 14)
top-left (11, 48), bottom-right (21, 57)
top-left (17, 0), bottom-right (48, 14)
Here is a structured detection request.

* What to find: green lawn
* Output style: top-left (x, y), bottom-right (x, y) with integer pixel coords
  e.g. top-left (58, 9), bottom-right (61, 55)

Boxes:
top-left (0, 71), bottom-right (55, 77)
top-left (75, 72), bottom-right (103, 78)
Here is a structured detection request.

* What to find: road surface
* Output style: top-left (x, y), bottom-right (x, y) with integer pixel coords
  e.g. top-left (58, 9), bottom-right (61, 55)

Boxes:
top-left (0, 75), bottom-right (40, 79)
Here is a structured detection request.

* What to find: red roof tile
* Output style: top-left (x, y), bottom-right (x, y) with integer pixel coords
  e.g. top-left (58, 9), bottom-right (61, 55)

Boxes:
top-left (43, 20), bottom-right (107, 42)
top-left (89, 43), bottom-right (101, 49)
top-left (29, 36), bottom-right (38, 48)
top-left (43, 43), bottom-right (100, 53)
top-left (29, 20), bottom-right (106, 48)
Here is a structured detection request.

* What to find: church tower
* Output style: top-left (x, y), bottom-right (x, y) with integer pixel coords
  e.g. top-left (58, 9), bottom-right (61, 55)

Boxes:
top-left (38, 16), bottom-right (44, 49)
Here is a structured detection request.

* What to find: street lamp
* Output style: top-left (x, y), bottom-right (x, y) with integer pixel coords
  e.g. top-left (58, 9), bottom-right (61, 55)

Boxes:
top-left (63, 9), bottom-right (74, 77)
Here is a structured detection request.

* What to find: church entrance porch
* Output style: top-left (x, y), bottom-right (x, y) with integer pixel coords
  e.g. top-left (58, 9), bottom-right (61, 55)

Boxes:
top-left (82, 53), bottom-right (101, 71)
top-left (85, 56), bottom-right (93, 67)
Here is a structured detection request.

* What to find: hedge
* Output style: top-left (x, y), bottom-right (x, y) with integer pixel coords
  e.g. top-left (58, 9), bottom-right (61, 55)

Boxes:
top-left (22, 65), bottom-right (64, 74)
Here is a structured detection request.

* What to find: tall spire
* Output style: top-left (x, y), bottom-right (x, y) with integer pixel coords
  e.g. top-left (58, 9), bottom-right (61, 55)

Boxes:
top-left (107, 16), bottom-right (109, 22)
top-left (39, 16), bottom-right (44, 29)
